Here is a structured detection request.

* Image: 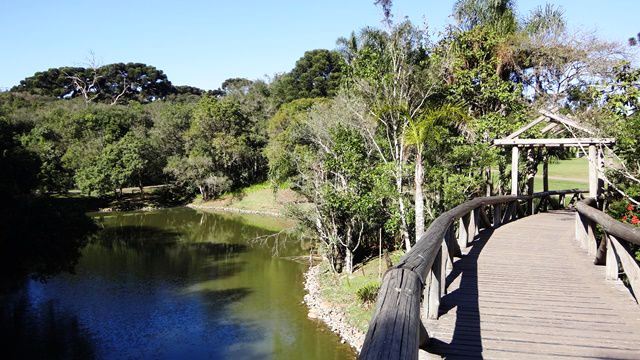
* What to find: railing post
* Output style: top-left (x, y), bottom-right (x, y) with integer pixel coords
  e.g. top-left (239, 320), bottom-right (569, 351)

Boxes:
top-left (575, 212), bottom-right (587, 250)
top-left (445, 225), bottom-right (456, 268)
top-left (493, 203), bottom-right (502, 227)
top-left (425, 247), bottom-right (442, 320)
top-left (559, 194), bottom-right (565, 209)
top-left (605, 233), bottom-right (619, 281)
top-left (457, 214), bottom-right (469, 254)
top-left (587, 221), bottom-right (597, 257)
top-left (441, 241), bottom-right (450, 295)
top-left (467, 210), bottom-right (477, 244)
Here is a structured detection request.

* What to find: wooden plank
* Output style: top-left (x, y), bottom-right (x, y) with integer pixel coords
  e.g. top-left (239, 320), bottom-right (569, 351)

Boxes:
top-left (609, 235), bottom-right (640, 304)
top-left (538, 109), bottom-right (595, 135)
top-left (422, 212), bottom-right (640, 360)
top-left (540, 122), bottom-right (558, 134)
top-left (605, 233), bottom-right (619, 281)
top-left (587, 220), bottom-right (598, 257)
top-left (360, 268), bottom-right (422, 360)
top-left (505, 115), bottom-right (547, 139)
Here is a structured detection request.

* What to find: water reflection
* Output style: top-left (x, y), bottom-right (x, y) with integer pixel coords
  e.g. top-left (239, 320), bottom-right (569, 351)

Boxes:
top-left (1, 208), bottom-right (355, 359)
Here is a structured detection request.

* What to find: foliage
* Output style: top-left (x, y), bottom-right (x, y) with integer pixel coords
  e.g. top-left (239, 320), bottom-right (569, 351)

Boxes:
top-left (356, 281), bottom-right (381, 305)
top-left (12, 63), bottom-right (174, 104)
top-left (271, 49), bottom-right (346, 106)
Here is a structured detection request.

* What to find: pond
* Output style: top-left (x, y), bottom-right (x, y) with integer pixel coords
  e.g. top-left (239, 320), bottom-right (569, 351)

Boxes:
top-left (0, 207), bottom-right (355, 359)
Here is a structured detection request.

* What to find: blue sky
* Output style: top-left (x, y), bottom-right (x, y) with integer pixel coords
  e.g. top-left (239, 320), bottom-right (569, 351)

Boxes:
top-left (1, 0), bottom-right (638, 90)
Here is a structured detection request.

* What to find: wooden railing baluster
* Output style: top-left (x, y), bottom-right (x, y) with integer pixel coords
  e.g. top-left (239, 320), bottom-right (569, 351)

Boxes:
top-left (605, 233), bottom-right (619, 281)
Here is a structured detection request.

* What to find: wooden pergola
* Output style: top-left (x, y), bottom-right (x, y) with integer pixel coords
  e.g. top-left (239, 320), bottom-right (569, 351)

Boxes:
top-left (493, 109), bottom-right (615, 198)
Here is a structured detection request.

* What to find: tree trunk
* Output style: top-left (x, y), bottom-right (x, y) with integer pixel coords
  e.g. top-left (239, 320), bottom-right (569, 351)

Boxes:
top-left (198, 185), bottom-right (207, 201)
top-left (344, 248), bottom-right (353, 274)
top-left (414, 152), bottom-right (425, 243)
top-left (397, 170), bottom-right (411, 251)
top-left (139, 179), bottom-right (144, 201)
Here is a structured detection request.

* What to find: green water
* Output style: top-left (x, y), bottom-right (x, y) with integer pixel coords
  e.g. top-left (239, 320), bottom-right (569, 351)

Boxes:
top-left (1, 207), bottom-right (355, 359)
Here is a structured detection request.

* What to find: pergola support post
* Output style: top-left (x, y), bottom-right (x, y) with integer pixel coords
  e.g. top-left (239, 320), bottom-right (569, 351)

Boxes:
top-left (543, 148), bottom-right (549, 192)
top-left (511, 146), bottom-right (519, 195)
top-left (589, 145), bottom-right (598, 198)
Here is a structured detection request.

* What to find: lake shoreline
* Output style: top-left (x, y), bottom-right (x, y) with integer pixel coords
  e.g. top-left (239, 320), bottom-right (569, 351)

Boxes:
top-left (187, 203), bottom-right (283, 217)
top-left (303, 264), bottom-right (365, 353)
top-left (191, 200), bottom-right (365, 352)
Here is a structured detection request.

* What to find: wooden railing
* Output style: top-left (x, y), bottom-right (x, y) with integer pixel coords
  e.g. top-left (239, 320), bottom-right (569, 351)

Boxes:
top-left (359, 189), bottom-right (586, 360)
top-left (575, 198), bottom-right (640, 301)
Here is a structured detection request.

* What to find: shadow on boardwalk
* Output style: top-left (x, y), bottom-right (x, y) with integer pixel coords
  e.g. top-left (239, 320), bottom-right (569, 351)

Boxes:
top-left (427, 229), bottom-right (493, 359)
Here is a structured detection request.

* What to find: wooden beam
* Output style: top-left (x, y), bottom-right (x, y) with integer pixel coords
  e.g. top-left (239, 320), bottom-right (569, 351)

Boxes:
top-left (543, 151), bottom-right (549, 192)
top-left (538, 109), bottom-right (595, 135)
top-left (505, 115), bottom-right (546, 139)
top-left (589, 145), bottom-right (598, 198)
top-left (494, 138), bottom-right (615, 146)
top-left (540, 122), bottom-right (559, 134)
top-left (511, 146), bottom-right (519, 195)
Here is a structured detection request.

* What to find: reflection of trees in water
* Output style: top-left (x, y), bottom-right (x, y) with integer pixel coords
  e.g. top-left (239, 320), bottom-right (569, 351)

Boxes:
top-left (84, 219), bottom-right (250, 282)
top-left (0, 197), bottom-right (97, 293)
top-left (95, 208), bottom-right (300, 255)
top-left (0, 291), bottom-right (96, 359)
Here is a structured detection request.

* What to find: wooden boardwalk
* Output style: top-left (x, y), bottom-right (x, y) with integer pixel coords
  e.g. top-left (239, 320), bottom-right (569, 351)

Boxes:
top-left (424, 210), bottom-right (640, 359)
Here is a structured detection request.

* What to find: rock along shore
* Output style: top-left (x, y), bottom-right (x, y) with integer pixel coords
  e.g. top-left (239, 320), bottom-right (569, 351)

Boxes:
top-left (303, 264), bottom-right (365, 353)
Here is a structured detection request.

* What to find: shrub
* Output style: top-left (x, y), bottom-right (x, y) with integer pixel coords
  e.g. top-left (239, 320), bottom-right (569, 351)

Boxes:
top-left (356, 282), bottom-right (381, 305)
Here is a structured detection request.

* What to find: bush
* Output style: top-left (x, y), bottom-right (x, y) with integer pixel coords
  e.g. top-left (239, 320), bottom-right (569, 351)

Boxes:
top-left (356, 281), bottom-right (380, 305)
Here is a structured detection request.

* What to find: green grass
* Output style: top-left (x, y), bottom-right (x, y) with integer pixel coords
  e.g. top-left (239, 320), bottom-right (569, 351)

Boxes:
top-left (316, 250), bottom-right (405, 333)
top-left (194, 181), bottom-right (305, 216)
top-left (536, 157), bottom-right (588, 182)
top-left (534, 178), bottom-right (586, 192)
top-left (493, 158), bottom-right (589, 192)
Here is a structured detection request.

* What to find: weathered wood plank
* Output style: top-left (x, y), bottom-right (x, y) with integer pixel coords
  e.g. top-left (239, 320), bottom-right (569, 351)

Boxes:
top-left (360, 268), bottom-right (422, 360)
top-left (423, 211), bottom-right (640, 360)
top-left (605, 233), bottom-right (619, 281)
top-left (609, 235), bottom-right (640, 303)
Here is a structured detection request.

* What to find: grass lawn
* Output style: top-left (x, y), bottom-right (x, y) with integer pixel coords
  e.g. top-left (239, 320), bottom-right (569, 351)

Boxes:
top-left (194, 181), bottom-right (308, 216)
top-left (493, 157), bottom-right (589, 192)
top-left (537, 157), bottom-right (588, 182)
top-left (316, 251), bottom-right (405, 333)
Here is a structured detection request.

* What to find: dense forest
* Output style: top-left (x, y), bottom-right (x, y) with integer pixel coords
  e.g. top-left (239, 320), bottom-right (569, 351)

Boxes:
top-left (2, 0), bottom-right (639, 279)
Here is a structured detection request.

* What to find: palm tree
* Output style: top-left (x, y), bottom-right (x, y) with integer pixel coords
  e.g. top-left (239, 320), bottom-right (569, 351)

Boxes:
top-left (406, 104), bottom-right (469, 243)
top-left (453, 0), bottom-right (517, 34)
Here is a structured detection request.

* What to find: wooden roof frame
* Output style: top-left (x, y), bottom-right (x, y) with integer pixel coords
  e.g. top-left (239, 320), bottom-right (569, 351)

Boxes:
top-left (494, 109), bottom-right (607, 147)
top-left (492, 109), bottom-right (615, 198)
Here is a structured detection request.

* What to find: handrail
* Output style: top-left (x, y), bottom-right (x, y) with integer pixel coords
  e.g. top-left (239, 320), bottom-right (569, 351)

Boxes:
top-left (574, 198), bottom-right (640, 309)
top-left (576, 199), bottom-right (640, 246)
top-left (359, 189), bottom-right (586, 360)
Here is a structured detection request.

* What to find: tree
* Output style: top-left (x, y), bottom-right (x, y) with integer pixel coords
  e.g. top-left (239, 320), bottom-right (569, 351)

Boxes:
top-left (347, 20), bottom-right (440, 251)
top-left (271, 49), bottom-right (346, 106)
top-left (163, 155), bottom-right (229, 200)
top-left (75, 132), bottom-right (150, 196)
top-left (12, 63), bottom-right (174, 105)
top-left (405, 104), bottom-right (469, 240)
top-left (453, 0), bottom-right (517, 34)
top-left (269, 97), bottom-right (390, 273)
top-left (265, 98), bottom-right (327, 183)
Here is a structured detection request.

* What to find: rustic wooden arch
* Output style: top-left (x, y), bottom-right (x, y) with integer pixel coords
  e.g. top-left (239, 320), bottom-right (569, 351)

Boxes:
top-left (493, 109), bottom-right (614, 199)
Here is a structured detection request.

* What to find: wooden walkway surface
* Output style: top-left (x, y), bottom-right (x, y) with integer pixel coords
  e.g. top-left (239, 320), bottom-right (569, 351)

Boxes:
top-left (424, 210), bottom-right (640, 359)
